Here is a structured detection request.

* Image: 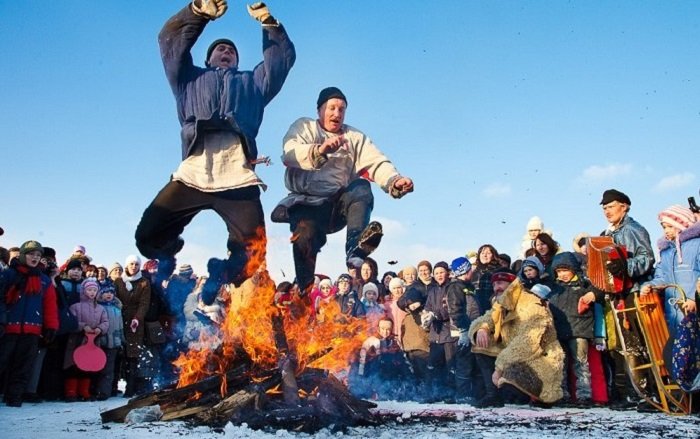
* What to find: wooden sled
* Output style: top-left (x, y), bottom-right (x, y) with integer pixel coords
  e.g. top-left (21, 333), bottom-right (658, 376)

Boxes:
top-left (609, 284), bottom-right (692, 415)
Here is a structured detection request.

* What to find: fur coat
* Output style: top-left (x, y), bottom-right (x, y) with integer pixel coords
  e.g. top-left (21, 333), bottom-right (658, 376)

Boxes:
top-left (468, 279), bottom-right (564, 403)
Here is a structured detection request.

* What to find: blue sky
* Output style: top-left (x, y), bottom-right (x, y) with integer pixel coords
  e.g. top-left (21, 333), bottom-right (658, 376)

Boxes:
top-left (2, 1), bottom-right (699, 280)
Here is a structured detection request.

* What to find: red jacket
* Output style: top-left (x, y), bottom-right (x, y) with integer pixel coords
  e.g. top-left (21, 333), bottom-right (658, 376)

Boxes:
top-left (1, 268), bottom-right (59, 335)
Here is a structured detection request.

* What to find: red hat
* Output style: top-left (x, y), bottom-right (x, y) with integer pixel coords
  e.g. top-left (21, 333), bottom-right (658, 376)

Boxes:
top-left (491, 271), bottom-right (517, 283)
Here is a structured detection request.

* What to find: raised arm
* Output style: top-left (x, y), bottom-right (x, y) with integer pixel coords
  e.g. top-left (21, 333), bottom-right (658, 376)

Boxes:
top-left (250, 3), bottom-right (296, 104)
top-left (158, 3), bottom-right (214, 92)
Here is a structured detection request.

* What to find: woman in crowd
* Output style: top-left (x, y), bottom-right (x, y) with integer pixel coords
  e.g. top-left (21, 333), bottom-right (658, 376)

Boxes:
top-left (114, 255), bottom-right (151, 397)
top-left (534, 233), bottom-right (560, 279)
top-left (471, 244), bottom-right (502, 314)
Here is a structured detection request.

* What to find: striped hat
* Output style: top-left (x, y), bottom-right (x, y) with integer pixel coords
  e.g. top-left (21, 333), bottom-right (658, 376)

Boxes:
top-left (658, 205), bottom-right (696, 232)
top-left (178, 263), bottom-right (193, 276)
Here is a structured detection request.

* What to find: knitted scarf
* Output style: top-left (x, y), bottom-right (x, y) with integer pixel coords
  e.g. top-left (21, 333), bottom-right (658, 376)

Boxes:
top-left (121, 270), bottom-right (143, 292)
top-left (6, 261), bottom-right (42, 305)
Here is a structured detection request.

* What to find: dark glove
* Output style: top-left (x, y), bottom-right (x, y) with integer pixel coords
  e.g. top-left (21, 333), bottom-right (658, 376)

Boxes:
top-left (42, 328), bottom-right (56, 344)
top-left (606, 258), bottom-right (626, 277)
top-left (0, 324), bottom-right (5, 339)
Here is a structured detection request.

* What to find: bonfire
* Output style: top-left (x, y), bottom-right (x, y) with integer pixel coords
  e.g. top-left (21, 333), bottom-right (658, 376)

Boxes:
top-left (102, 228), bottom-right (378, 432)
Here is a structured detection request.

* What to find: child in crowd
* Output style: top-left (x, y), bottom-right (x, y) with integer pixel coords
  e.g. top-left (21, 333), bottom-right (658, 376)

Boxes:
top-left (517, 255), bottom-right (549, 289)
top-left (397, 287), bottom-right (431, 395)
top-left (352, 318), bottom-right (411, 400)
top-left (310, 278), bottom-right (336, 322)
top-left (335, 273), bottom-right (365, 318)
top-left (0, 241), bottom-right (59, 407)
top-left (384, 277), bottom-right (407, 340)
top-left (64, 278), bottom-right (109, 401)
top-left (95, 283), bottom-right (124, 400)
top-left (60, 259), bottom-right (84, 306)
top-left (547, 252), bottom-right (598, 406)
top-left (361, 282), bottom-right (385, 332)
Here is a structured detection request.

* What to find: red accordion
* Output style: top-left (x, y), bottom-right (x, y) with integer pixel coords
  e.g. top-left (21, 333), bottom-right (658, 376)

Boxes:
top-left (586, 236), bottom-right (633, 294)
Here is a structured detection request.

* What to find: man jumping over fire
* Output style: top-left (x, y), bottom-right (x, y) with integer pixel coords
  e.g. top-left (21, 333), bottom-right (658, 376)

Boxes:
top-left (135, 0), bottom-right (295, 305)
top-left (272, 87), bottom-right (414, 295)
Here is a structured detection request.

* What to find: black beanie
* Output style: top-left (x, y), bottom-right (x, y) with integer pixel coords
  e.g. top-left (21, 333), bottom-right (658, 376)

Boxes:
top-left (316, 87), bottom-right (347, 109)
top-left (206, 38), bottom-right (238, 67)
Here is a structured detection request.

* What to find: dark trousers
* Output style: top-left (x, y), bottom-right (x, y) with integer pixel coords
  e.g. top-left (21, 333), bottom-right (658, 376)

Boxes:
top-left (96, 348), bottom-right (119, 397)
top-left (455, 344), bottom-right (482, 399)
top-left (475, 353), bottom-right (499, 398)
top-left (475, 353), bottom-right (529, 403)
top-left (135, 181), bottom-right (265, 280)
top-left (427, 341), bottom-right (457, 399)
top-left (0, 334), bottom-right (40, 401)
top-left (288, 179), bottom-right (373, 290)
top-left (39, 335), bottom-right (67, 399)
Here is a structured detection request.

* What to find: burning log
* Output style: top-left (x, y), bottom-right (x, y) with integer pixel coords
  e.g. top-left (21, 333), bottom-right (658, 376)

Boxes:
top-left (271, 311), bottom-right (300, 406)
top-left (100, 362), bottom-right (251, 423)
top-left (233, 372), bottom-right (378, 433)
top-left (195, 371), bottom-right (281, 425)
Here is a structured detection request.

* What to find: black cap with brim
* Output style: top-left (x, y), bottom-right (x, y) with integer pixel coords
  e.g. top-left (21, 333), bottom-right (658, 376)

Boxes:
top-left (600, 189), bottom-right (631, 206)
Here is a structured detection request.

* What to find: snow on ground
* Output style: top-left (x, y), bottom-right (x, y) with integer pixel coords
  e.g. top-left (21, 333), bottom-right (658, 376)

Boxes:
top-left (2, 398), bottom-right (700, 439)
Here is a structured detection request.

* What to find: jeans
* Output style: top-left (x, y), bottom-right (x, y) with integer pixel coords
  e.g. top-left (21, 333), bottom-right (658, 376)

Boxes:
top-left (562, 338), bottom-right (592, 400)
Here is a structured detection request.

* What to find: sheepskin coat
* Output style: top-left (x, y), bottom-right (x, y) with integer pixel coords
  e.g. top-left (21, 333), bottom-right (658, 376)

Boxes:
top-left (468, 279), bottom-right (564, 403)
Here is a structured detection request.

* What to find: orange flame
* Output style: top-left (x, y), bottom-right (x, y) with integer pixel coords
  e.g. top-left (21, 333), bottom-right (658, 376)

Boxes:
top-left (174, 226), bottom-right (368, 397)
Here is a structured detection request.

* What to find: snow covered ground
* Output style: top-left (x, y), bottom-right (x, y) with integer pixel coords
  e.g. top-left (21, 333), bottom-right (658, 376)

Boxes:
top-left (2, 398), bottom-right (700, 438)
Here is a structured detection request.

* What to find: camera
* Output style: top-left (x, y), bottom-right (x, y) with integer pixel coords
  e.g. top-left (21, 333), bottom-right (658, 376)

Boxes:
top-left (689, 196), bottom-right (699, 214)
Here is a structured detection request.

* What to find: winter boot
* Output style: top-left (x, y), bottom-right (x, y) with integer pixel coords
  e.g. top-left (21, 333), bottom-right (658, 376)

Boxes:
top-left (64, 378), bottom-right (78, 402)
top-left (474, 392), bottom-right (504, 408)
top-left (5, 395), bottom-right (23, 407)
top-left (77, 377), bottom-right (92, 401)
top-left (347, 221), bottom-right (383, 265)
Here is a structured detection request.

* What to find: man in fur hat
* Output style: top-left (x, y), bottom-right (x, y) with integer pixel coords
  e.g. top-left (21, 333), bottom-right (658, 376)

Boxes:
top-left (135, 0), bottom-right (295, 306)
top-left (469, 279), bottom-right (564, 408)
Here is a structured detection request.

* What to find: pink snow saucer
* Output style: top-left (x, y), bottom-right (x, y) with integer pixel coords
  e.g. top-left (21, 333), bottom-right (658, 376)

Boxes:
top-left (73, 332), bottom-right (107, 372)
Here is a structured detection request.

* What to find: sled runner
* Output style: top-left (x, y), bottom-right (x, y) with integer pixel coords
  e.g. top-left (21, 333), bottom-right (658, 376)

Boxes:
top-left (608, 286), bottom-right (691, 415)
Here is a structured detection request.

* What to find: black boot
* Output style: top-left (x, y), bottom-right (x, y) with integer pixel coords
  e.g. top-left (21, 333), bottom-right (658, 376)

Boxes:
top-left (474, 392), bottom-right (504, 408)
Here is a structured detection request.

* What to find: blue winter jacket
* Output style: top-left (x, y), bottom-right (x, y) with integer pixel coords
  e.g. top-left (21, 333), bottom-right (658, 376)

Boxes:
top-left (159, 5), bottom-right (296, 161)
top-left (602, 214), bottom-right (655, 291)
top-left (646, 222), bottom-right (700, 337)
top-left (0, 266), bottom-right (59, 336)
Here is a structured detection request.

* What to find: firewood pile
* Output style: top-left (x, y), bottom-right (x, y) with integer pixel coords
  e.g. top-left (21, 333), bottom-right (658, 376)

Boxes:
top-left (101, 361), bottom-right (378, 432)
top-left (102, 268), bottom-right (379, 433)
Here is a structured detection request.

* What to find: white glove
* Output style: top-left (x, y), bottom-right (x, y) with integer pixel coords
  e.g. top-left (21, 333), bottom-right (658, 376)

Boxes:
top-left (130, 319), bottom-right (139, 333)
top-left (420, 310), bottom-right (435, 329)
top-left (192, 0), bottom-right (228, 20)
top-left (458, 331), bottom-right (470, 347)
top-left (247, 2), bottom-right (271, 22)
